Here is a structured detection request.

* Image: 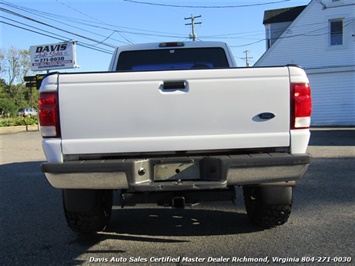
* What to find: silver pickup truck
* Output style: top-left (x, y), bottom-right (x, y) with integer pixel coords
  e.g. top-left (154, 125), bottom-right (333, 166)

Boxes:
top-left (38, 41), bottom-right (312, 233)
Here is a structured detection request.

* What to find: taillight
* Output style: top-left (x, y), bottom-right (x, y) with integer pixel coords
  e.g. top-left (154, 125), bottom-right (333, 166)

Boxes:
top-left (291, 83), bottom-right (312, 129)
top-left (38, 91), bottom-right (60, 138)
top-left (159, 42), bottom-right (184, 47)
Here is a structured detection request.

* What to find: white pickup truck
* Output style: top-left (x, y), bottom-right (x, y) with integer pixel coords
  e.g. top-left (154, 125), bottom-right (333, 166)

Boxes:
top-left (38, 41), bottom-right (312, 233)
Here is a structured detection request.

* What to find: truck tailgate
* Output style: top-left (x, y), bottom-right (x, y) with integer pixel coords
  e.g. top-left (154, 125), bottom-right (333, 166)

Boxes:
top-left (58, 67), bottom-right (291, 155)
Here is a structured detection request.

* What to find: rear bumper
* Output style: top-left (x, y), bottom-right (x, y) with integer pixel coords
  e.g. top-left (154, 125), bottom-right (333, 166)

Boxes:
top-left (41, 153), bottom-right (312, 190)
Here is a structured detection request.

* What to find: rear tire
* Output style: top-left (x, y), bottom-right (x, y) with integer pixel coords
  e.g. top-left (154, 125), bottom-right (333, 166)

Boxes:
top-left (63, 189), bottom-right (113, 234)
top-left (243, 186), bottom-right (292, 228)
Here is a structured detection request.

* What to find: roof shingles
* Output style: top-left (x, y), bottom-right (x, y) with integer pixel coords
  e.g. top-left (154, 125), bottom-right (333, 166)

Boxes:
top-left (263, 6), bottom-right (307, 24)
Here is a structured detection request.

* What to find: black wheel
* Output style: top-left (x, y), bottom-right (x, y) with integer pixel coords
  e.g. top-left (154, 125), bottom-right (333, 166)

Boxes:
top-left (243, 186), bottom-right (292, 228)
top-left (63, 189), bottom-right (113, 234)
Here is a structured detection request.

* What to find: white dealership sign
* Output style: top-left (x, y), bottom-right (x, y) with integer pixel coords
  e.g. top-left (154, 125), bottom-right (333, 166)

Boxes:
top-left (30, 41), bottom-right (78, 71)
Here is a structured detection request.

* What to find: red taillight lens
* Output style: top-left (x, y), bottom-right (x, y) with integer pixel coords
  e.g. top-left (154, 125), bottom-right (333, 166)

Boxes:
top-left (38, 91), bottom-right (60, 137)
top-left (159, 42), bottom-right (184, 47)
top-left (291, 83), bottom-right (312, 129)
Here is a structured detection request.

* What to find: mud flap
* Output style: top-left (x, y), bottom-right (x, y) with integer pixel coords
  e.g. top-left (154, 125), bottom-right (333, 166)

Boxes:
top-left (260, 186), bottom-right (292, 205)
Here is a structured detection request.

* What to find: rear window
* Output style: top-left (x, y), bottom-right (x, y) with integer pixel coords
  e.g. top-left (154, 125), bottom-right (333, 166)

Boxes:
top-left (116, 48), bottom-right (229, 71)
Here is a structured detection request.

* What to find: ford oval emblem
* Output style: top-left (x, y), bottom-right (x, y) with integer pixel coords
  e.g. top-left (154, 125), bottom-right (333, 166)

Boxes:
top-left (257, 112), bottom-right (276, 120)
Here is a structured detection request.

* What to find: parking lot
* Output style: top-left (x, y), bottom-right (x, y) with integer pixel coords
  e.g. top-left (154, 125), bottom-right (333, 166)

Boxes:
top-left (0, 128), bottom-right (354, 265)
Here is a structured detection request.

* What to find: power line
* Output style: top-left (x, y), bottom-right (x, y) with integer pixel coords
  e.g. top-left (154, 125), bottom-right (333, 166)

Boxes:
top-left (0, 4), bottom-right (114, 54)
top-left (55, 0), bottom-right (134, 44)
top-left (0, 7), bottom-right (117, 49)
top-left (0, 1), bottom-right (184, 54)
top-left (0, 0), bottom-right (186, 41)
top-left (0, 19), bottom-right (113, 54)
top-left (49, 0), bottom-right (184, 38)
top-left (228, 18), bottom-right (355, 48)
top-left (229, 39), bottom-right (265, 48)
top-left (0, 20), bottom-right (66, 42)
top-left (0, 2), bottom-right (187, 54)
top-left (2, 0), bottom-right (353, 55)
top-left (123, 0), bottom-right (292, 8)
top-left (0, 0), bottom-right (289, 49)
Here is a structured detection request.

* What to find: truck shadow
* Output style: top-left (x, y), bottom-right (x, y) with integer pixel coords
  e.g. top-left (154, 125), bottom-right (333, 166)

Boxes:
top-left (68, 207), bottom-right (262, 249)
top-left (106, 206), bottom-right (260, 238)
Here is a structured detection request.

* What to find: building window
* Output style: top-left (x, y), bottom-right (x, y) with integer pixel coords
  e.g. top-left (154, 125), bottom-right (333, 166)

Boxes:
top-left (330, 19), bottom-right (343, 46)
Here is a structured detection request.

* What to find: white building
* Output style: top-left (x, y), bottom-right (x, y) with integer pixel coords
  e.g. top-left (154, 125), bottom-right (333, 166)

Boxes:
top-left (255, 0), bottom-right (355, 126)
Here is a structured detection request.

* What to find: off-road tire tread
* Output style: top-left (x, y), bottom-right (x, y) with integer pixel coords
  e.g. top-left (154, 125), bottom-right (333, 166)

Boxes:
top-left (63, 190), bottom-right (113, 234)
top-left (243, 186), bottom-right (292, 228)
top-left (64, 209), bottom-right (110, 234)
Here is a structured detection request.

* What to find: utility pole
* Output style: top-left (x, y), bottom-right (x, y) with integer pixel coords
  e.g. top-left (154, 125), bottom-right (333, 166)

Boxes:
top-left (185, 15), bottom-right (202, 41)
top-left (242, 50), bottom-right (253, 67)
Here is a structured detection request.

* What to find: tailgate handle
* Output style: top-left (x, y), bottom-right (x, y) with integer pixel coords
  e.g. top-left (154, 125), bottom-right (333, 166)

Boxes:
top-left (163, 81), bottom-right (187, 90)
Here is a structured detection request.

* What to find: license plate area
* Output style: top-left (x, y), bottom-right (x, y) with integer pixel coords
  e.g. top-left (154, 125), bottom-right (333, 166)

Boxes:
top-left (154, 161), bottom-right (200, 181)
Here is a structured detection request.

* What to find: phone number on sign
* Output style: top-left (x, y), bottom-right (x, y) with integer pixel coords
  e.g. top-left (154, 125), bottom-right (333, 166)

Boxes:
top-left (39, 57), bottom-right (65, 62)
top-left (299, 257), bottom-right (352, 263)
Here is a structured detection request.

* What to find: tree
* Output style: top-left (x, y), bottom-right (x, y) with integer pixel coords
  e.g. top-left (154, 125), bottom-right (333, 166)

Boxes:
top-left (0, 47), bottom-right (32, 86)
top-left (0, 52), bottom-right (4, 74)
top-left (0, 47), bottom-right (34, 116)
top-left (0, 97), bottom-right (17, 116)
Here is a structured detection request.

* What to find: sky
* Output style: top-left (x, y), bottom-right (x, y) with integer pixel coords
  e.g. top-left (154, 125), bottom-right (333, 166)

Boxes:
top-left (1, 0), bottom-right (311, 73)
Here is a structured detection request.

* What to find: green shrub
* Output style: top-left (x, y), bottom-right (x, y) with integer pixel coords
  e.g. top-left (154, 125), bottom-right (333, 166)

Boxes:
top-left (0, 116), bottom-right (38, 127)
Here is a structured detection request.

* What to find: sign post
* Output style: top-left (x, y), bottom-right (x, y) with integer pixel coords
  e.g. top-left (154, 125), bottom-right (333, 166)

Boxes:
top-left (30, 41), bottom-right (78, 71)
top-left (24, 75), bottom-right (46, 89)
